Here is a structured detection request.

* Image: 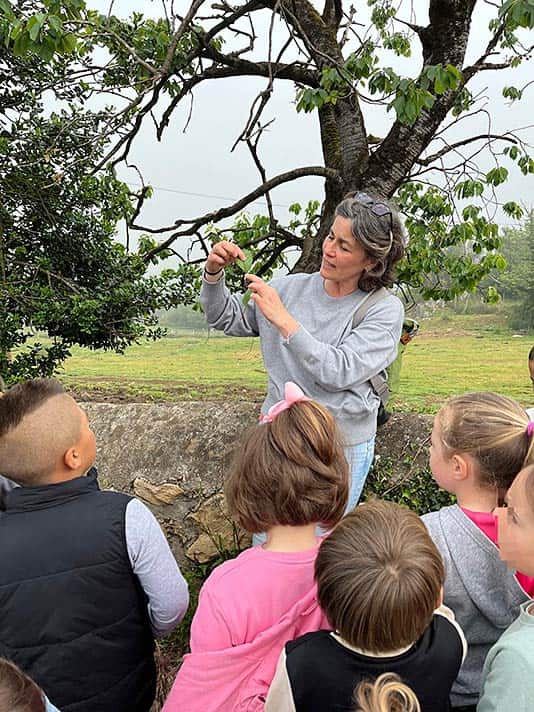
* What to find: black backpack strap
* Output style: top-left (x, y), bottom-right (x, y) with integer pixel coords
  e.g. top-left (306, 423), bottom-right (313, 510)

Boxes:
top-left (351, 287), bottom-right (391, 406)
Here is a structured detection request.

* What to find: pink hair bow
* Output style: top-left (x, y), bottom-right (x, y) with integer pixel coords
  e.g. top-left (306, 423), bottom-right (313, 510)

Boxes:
top-left (527, 421), bottom-right (534, 438)
top-left (260, 382), bottom-right (311, 423)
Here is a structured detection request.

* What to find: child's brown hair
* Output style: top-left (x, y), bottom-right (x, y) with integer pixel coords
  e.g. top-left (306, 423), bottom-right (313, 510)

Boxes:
top-left (225, 399), bottom-right (349, 533)
top-left (0, 378), bottom-right (82, 485)
top-left (436, 392), bottom-right (534, 491)
top-left (355, 674), bottom-right (420, 712)
top-left (0, 658), bottom-right (45, 712)
top-left (315, 500), bottom-right (444, 653)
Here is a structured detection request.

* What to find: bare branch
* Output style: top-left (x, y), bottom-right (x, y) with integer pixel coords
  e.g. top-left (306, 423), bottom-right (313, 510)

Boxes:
top-left (139, 165), bottom-right (342, 260)
top-left (158, 0), bottom-right (206, 77)
top-left (418, 133), bottom-right (519, 166)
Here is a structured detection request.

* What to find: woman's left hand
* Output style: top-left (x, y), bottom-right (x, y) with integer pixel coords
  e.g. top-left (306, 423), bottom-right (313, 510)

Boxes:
top-left (246, 274), bottom-right (299, 339)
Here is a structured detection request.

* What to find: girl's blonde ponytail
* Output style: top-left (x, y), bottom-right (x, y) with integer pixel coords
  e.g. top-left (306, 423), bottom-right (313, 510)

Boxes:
top-left (355, 674), bottom-right (420, 712)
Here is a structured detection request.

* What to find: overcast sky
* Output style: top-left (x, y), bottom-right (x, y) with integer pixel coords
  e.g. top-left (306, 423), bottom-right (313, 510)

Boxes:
top-left (90, 1), bottom-right (534, 262)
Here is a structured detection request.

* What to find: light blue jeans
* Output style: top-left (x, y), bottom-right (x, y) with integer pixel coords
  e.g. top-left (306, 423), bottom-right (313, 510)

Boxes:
top-left (344, 436), bottom-right (375, 513)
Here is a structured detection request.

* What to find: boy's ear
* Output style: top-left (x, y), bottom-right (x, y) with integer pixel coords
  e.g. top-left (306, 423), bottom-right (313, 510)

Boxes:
top-left (451, 453), bottom-right (470, 481)
top-left (63, 447), bottom-right (80, 471)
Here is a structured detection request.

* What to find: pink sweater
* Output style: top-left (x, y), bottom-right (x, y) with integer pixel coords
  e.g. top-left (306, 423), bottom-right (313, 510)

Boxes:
top-left (162, 542), bottom-right (330, 712)
top-left (461, 507), bottom-right (534, 596)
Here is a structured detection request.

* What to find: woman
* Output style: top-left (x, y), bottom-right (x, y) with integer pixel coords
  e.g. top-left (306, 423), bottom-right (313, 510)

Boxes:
top-left (201, 192), bottom-right (405, 510)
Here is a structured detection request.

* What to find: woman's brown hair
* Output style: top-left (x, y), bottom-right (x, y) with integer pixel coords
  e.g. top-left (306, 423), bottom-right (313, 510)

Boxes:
top-left (225, 399), bottom-right (349, 533)
top-left (0, 658), bottom-right (45, 712)
top-left (436, 392), bottom-right (534, 491)
top-left (315, 500), bottom-right (444, 653)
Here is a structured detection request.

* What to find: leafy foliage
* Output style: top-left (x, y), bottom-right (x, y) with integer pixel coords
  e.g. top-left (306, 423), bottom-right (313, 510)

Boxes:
top-left (363, 457), bottom-right (455, 515)
top-left (487, 211), bottom-right (534, 330)
top-left (2, 0), bottom-right (534, 380)
top-left (0, 39), bottom-right (191, 383)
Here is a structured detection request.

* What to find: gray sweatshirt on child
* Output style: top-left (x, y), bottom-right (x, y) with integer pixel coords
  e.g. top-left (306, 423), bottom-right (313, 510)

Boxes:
top-left (200, 272), bottom-right (403, 445)
top-left (422, 505), bottom-right (528, 707)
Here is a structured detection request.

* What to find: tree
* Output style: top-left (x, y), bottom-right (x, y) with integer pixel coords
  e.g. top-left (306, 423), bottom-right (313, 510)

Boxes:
top-left (2, 0), bottom-right (534, 381)
top-left (0, 2), bottom-right (196, 384)
top-left (490, 210), bottom-right (534, 329)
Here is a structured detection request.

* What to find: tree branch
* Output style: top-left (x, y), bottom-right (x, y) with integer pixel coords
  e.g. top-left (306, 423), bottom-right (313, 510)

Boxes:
top-left (139, 165), bottom-right (342, 260)
top-left (418, 132), bottom-right (519, 166)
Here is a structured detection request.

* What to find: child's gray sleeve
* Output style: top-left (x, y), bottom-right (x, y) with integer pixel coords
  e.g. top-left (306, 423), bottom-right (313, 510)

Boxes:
top-left (125, 498), bottom-right (189, 637)
top-left (0, 475), bottom-right (16, 511)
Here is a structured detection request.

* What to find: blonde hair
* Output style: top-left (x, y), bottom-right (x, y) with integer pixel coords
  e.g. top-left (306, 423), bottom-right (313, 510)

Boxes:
top-left (315, 500), bottom-right (444, 653)
top-left (225, 399), bottom-right (349, 533)
top-left (0, 658), bottom-right (46, 712)
top-left (436, 392), bottom-right (534, 491)
top-left (355, 674), bottom-right (420, 712)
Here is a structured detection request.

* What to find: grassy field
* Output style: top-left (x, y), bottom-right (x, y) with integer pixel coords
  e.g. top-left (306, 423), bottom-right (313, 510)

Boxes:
top-left (58, 311), bottom-right (534, 412)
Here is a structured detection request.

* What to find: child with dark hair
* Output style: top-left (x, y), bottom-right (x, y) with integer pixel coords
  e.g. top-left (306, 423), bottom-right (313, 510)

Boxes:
top-left (163, 382), bottom-right (349, 712)
top-left (0, 379), bottom-right (189, 712)
top-left (0, 658), bottom-right (60, 712)
top-left (422, 392), bottom-right (534, 710)
top-left (265, 499), bottom-right (466, 712)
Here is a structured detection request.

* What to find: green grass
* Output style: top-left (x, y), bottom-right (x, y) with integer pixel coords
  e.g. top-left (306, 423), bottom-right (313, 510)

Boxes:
top-left (56, 314), bottom-right (534, 412)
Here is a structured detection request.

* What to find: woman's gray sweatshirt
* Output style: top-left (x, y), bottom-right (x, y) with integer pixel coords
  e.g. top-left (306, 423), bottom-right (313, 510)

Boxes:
top-left (200, 272), bottom-right (403, 445)
top-left (422, 505), bottom-right (528, 707)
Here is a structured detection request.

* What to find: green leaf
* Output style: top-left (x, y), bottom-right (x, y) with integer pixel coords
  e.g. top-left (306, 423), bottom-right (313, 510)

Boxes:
top-left (13, 31), bottom-right (29, 55)
top-left (0, 0), bottom-right (15, 19)
top-left (237, 249), bottom-right (255, 274)
top-left (485, 166), bottom-right (509, 186)
top-left (494, 255), bottom-right (508, 271)
top-left (26, 14), bottom-right (46, 42)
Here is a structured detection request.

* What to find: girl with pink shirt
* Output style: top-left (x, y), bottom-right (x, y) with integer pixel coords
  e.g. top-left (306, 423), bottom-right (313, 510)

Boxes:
top-left (422, 392), bottom-right (534, 711)
top-left (162, 382), bottom-right (349, 712)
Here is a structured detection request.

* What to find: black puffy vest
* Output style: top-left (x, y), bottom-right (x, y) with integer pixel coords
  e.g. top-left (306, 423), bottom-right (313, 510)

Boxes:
top-left (0, 469), bottom-right (156, 712)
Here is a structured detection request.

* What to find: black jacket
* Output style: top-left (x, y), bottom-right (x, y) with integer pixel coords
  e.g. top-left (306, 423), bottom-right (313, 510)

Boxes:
top-left (0, 469), bottom-right (156, 712)
top-left (284, 615), bottom-right (464, 712)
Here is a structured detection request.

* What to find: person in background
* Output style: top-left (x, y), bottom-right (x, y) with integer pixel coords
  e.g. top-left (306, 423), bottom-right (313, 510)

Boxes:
top-left (201, 192), bottom-right (405, 511)
top-left (0, 379), bottom-right (189, 712)
top-left (377, 317), bottom-right (419, 426)
top-left (422, 392), bottom-right (534, 711)
top-left (265, 500), bottom-right (466, 712)
top-left (527, 345), bottom-right (534, 420)
top-left (163, 383), bottom-right (349, 712)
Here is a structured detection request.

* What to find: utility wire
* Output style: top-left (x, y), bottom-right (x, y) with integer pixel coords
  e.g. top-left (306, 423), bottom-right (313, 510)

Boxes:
top-left (126, 182), bottom-right (292, 209)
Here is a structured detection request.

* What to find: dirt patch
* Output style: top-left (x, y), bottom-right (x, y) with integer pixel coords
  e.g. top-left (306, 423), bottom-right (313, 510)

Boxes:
top-left (70, 382), bottom-right (264, 404)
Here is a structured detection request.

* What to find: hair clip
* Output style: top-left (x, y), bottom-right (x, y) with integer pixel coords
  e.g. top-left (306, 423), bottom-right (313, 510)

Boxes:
top-left (527, 421), bottom-right (534, 438)
top-left (260, 382), bottom-right (311, 423)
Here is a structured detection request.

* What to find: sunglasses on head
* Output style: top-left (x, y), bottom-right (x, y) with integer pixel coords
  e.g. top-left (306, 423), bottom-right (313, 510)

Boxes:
top-left (348, 191), bottom-right (394, 232)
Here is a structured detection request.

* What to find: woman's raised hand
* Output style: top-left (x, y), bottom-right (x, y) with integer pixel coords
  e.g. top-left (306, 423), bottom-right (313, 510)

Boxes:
top-left (205, 241), bottom-right (246, 274)
top-left (246, 274), bottom-right (299, 339)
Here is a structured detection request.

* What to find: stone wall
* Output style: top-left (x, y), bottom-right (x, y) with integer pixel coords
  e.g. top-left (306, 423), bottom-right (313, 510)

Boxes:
top-left (84, 402), bottom-right (433, 566)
